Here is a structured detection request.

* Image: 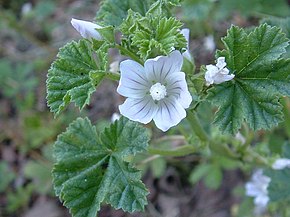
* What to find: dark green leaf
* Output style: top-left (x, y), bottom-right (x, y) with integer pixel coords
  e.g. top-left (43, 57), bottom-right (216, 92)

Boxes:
top-left (47, 39), bottom-right (108, 115)
top-left (53, 117), bottom-right (149, 217)
top-left (207, 24), bottom-right (290, 134)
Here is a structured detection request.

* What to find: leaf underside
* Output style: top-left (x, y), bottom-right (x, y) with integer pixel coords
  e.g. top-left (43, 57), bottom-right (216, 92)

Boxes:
top-left (207, 24), bottom-right (290, 134)
top-left (52, 117), bottom-right (149, 217)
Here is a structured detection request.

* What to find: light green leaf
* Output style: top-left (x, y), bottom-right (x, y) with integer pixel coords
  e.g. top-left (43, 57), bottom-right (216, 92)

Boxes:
top-left (52, 117), bottom-right (149, 217)
top-left (47, 39), bottom-right (108, 115)
top-left (189, 164), bottom-right (212, 185)
top-left (96, 0), bottom-right (154, 26)
top-left (204, 165), bottom-right (222, 190)
top-left (24, 160), bottom-right (52, 195)
top-left (207, 24), bottom-right (290, 134)
top-left (120, 11), bottom-right (187, 60)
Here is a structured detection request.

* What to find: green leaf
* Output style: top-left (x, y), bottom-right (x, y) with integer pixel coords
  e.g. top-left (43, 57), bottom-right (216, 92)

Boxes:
top-left (207, 24), bottom-right (290, 134)
top-left (204, 165), bottom-right (222, 189)
top-left (265, 143), bottom-right (290, 202)
top-left (215, 0), bottom-right (290, 21)
top-left (52, 117), bottom-right (150, 217)
top-left (47, 39), bottom-right (108, 115)
top-left (96, 0), bottom-right (154, 26)
top-left (24, 160), bottom-right (52, 195)
top-left (120, 11), bottom-right (187, 60)
top-left (0, 161), bottom-right (15, 193)
top-left (189, 164), bottom-right (212, 185)
top-left (262, 17), bottom-right (290, 58)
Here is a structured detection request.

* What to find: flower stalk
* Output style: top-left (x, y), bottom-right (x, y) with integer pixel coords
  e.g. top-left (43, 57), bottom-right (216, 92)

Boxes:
top-left (186, 110), bottom-right (209, 142)
top-left (148, 144), bottom-right (195, 157)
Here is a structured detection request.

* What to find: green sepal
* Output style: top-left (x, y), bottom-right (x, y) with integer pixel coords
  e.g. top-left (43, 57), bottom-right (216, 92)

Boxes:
top-left (96, 26), bottom-right (115, 44)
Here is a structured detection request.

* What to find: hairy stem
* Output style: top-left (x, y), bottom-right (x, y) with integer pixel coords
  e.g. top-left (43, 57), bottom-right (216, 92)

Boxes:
top-left (148, 144), bottom-right (195, 157)
top-left (186, 110), bottom-right (209, 142)
top-left (116, 45), bottom-right (143, 65)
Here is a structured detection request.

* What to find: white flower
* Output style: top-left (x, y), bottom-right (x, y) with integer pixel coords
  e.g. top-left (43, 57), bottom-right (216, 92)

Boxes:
top-left (204, 35), bottom-right (216, 52)
top-left (272, 158), bottom-right (290, 170)
top-left (21, 2), bottom-right (32, 16)
top-left (245, 170), bottom-right (271, 214)
top-left (117, 51), bottom-right (192, 132)
top-left (180, 28), bottom-right (192, 62)
top-left (71, 18), bottom-right (102, 40)
top-left (205, 57), bottom-right (235, 86)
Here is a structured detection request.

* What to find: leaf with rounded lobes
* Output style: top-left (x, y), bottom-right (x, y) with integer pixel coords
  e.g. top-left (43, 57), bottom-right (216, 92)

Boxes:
top-left (52, 117), bottom-right (149, 217)
top-left (207, 24), bottom-right (290, 134)
top-left (47, 39), bottom-right (108, 115)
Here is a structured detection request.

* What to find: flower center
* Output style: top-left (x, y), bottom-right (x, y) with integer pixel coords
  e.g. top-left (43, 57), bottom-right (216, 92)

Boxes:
top-left (150, 83), bottom-right (167, 101)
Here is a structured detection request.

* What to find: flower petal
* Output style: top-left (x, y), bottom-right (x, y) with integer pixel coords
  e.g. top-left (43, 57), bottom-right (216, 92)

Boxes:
top-left (119, 96), bottom-right (157, 124)
top-left (117, 60), bottom-right (150, 98)
top-left (144, 51), bottom-right (183, 83)
top-left (213, 73), bottom-right (235, 84)
top-left (71, 18), bottom-right (102, 40)
top-left (180, 29), bottom-right (193, 61)
top-left (272, 158), bottom-right (290, 170)
top-left (153, 98), bottom-right (186, 131)
top-left (216, 57), bottom-right (227, 69)
top-left (166, 72), bottom-right (192, 108)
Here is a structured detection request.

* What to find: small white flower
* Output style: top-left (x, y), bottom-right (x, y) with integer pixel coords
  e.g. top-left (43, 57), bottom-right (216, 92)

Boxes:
top-left (117, 51), bottom-right (192, 132)
top-left (71, 18), bottom-right (102, 40)
top-left (204, 35), bottom-right (216, 52)
top-left (111, 113), bottom-right (121, 122)
top-left (180, 28), bottom-right (192, 62)
top-left (245, 170), bottom-right (271, 214)
top-left (205, 57), bottom-right (235, 86)
top-left (272, 158), bottom-right (290, 170)
top-left (21, 2), bottom-right (32, 16)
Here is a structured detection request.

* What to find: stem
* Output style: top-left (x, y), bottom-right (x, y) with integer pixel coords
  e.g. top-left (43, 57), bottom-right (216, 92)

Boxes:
top-left (116, 45), bottom-right (143, 65)
top-left (105, 72), bottom-right (120, 81)
top-left (186, 110), bottom-right (209, 142)
top-left (148, 144), bottom-right (195, 157)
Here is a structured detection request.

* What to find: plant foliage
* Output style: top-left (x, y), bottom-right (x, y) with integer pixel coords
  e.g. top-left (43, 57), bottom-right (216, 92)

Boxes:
top-left (207, 24), bottom-right (290, 134)
top-left (52, 117), bottom-right (150, 217)
top-left (46, 39), bottom-right (108, 115)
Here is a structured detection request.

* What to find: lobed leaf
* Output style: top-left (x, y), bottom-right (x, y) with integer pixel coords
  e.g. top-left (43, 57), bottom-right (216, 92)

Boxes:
top-left (52, 117), bottom-right (149, 217)
top-left (207, 24), bottom-right (290, 134)
top-left (96, 0), bottom-right (154, 26)
top-left (47, 39), bottom-right (108, 115)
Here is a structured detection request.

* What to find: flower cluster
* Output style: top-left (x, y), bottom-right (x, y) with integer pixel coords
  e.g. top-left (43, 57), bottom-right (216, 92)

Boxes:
top-left (205, 57), bottom-right (235, 86)
top-left (71, 18), bottom-right (236, 131)
top-left (245, 170), bottom-right (271, 215)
